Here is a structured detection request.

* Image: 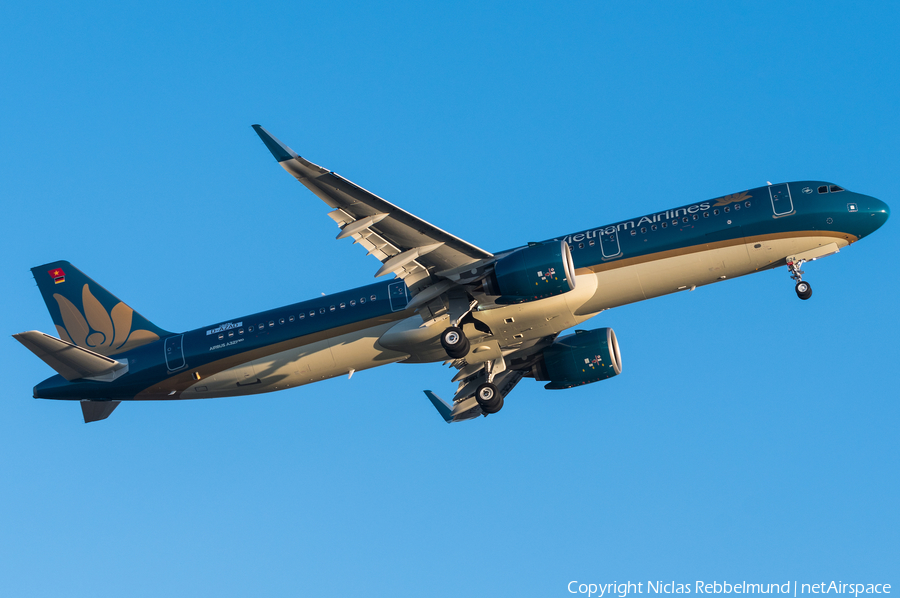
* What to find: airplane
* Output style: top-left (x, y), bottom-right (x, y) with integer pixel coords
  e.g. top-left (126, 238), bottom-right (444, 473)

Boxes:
top-left (14, 125), bottom-right (890, 423)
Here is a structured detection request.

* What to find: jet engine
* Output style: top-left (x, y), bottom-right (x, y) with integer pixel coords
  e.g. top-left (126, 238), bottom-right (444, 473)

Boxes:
top-left (482, 241), bottom-right (576, 304)
top-left (531, 328), bottom-right (622, 389)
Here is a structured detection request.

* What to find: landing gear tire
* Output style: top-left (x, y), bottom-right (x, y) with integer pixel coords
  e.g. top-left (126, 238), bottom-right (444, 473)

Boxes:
top-left (795, 281), bottom-right (813, 300)
top-left (440, 326), bottom-right (469, 359)
top-left (476, 383), bottom-right (503, 414)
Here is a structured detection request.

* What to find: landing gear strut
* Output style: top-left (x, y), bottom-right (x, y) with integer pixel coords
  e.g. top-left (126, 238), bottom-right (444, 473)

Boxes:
top-left (788, 259), bottom-right (813, 300)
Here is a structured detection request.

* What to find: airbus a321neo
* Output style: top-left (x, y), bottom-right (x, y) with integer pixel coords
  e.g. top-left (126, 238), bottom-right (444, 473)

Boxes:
top-left (14, 126), bottom-right (890, 422)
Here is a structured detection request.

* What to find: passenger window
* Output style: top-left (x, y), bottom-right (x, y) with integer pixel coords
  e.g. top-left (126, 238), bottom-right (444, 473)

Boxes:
top-left (745, 201), bottom-right (751, 208)
top-left (350, 300), bottom-right (356, 306)
top-left (249, 326), bottom-right (254, 332)
top-left (239, 329), bottom-right (244, 334)
top-left (661, 222), bottom-right (667, 228)
top-left (309, 311), bottom-right (315, 317)
top-left (589, 240), bottom-right (595, 246)
top-left (640, 227), bottom-right (646, 233)
top-left (651, 224), bottom-right (657, 231)
top-left (724, 207), bottom-right (730, 213)
top-left (578, 242), bottom-right (584, 249)
top-left (830, 185), bottom-right (844, 192)
top-left (630, 229), bottom-right (637, 236)
top-left (218, 334), bottom-right (224, 340)
top-left (299, 313), bottom-right (305, 319)
top-left (319, 308), bottom-right (326, 314)
top-left (269, 320), bottom-right (275, 327)
top-left (329, 305), bottom-right (335, 312)
top-left (703, 212), bottom-right (709, 218)
top-left (228, 331), bottom-right (234, 337)
top-left (671, 220), bottom-right (678, 226)
top-left (360, 297), bottom-right (366, 304)
top-left (289, 315), bottom-right (295, 322)
top-left (371, 295), bottom-right (377, 301)
top-left (279, 318), bottom-right (284, 325)
top-left (258, 322), bottom-right (265, 329)
top-left (692, 214), bottom-right (699, 220)
top-left (682, 217), bottom-right (688, 223)
top-left (713, 209), bottom-right (719, 215)
top-left (818, 186), bottom-right (828, 193)
top-left (734, 204), bottom-right (740, 210)
top-left (340, 302), bottom-right (346, 309)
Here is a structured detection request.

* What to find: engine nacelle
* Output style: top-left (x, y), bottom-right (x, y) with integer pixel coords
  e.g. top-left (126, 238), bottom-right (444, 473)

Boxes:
top-left (483, 241), bottom-right (576, 304)
top-left (532, 328), bottom-right (622, 389)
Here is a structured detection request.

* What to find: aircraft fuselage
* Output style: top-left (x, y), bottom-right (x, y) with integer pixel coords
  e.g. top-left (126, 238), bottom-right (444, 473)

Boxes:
top-left (32, 180), bottom-right (889, 406)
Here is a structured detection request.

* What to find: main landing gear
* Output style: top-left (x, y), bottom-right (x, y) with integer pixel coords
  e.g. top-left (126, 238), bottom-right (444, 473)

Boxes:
top-left (440, 326), bottom-right (469, 359)
top-left (439, 299), bottom-right (478, 359)
top-left (439, 297), bottom-right (504, 415)
top-left (475, 382), bottom-right (503, 414)
top-left (788, 259), bottom-right (813, 300)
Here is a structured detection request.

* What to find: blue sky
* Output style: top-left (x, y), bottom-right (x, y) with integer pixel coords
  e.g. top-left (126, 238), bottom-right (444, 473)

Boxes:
top-left (1, 1), bottom-right (897, 596)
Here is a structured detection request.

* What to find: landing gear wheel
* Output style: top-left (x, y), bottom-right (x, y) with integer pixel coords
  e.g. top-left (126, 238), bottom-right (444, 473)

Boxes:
top-left (440, 326), bottom-right (469, 359)
top-left (795, 281), bottom-right (813, 300)
top-left (475, 383), bottom-right (503, 414)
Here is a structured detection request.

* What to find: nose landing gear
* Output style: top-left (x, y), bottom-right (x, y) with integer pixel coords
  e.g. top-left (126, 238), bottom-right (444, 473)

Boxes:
top-left (788, 259), bottom-right (813, 300)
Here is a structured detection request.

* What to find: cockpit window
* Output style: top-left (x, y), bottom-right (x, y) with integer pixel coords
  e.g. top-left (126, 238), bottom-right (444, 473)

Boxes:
top-left (830, 185), bottom-right (844, 192)
top-left (818, 186), bottom-right (828, 193)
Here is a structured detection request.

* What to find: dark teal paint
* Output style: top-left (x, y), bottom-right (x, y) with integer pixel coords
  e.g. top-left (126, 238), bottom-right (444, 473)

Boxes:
top-left (548, 182), bottom-right (889, 269)
top-left (252, 125), bottom-right (297, 162)
top-left (34, 279), bottom-right (406, 401)
top-left (541, 328), bottom-right (619, 390)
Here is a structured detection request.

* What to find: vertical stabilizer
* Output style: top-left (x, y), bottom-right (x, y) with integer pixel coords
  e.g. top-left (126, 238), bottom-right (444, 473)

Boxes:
top-left (32, 261), bottom-right (171, 356)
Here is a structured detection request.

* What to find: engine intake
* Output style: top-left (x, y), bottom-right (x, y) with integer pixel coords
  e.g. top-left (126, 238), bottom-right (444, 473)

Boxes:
top-left (483, 241), bottom-right (576, 304)
top-left (532, 328), bottom-right (622, 389)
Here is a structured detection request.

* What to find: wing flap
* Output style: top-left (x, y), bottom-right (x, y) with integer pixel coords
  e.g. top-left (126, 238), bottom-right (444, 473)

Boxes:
top-left (13, 330), bottom-right (128, 381)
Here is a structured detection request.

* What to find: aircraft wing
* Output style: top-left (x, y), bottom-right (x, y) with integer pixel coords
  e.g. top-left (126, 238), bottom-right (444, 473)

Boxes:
top-left (424, 335), bottom-right (556, 423)
top-left (253, 125), bottom-right (493, 289)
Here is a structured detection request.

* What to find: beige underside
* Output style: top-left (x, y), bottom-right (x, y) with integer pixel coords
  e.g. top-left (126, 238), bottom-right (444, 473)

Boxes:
top-left (161, 232), bottom-right (850, 400)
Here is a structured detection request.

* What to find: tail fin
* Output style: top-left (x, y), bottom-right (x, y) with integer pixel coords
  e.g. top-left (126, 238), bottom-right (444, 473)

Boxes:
top-left (32, 261), bottom-right (172, 356)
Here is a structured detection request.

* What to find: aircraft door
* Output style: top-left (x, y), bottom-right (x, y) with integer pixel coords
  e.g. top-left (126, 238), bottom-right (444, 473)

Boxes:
top-left (769, 183), bottom-right (794, 216)
top-left (165, 335), bottom-right (185, 371)
top-left (599, 229), bottom-right (622, 259)
top-left (389, 281), bottom-right (410, 312)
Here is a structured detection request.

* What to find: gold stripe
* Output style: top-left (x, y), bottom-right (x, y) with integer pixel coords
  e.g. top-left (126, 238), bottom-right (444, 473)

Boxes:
top-left (577, 230), bottom-right (857, 275)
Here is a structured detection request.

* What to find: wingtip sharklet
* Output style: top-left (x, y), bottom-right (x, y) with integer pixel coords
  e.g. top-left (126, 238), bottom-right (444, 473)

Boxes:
top-left (424, 391), bottom-right (454, 423)
top-left (252, 124), bottom-right (299, 162)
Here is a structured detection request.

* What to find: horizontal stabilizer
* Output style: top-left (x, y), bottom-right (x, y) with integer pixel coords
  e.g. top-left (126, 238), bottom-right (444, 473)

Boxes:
top-left (13, 330), bottom-right (128, 381)
top-left (81, 400), bottom-right (120, 423)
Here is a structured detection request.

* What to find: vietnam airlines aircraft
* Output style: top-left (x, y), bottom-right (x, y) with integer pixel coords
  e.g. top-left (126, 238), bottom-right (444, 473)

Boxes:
top-left (14, 126), bottom-right (890, 423)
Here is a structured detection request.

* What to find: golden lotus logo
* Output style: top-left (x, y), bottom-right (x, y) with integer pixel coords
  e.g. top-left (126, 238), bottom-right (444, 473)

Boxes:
top-left (53, 284), bottom-right (159, 355)
top-left (712, 191), bottom-right (752, 207)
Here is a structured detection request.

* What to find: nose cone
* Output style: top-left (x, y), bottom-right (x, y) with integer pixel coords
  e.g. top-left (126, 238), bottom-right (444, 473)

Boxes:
top-left (864, 195), bottom-right (890, 234)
